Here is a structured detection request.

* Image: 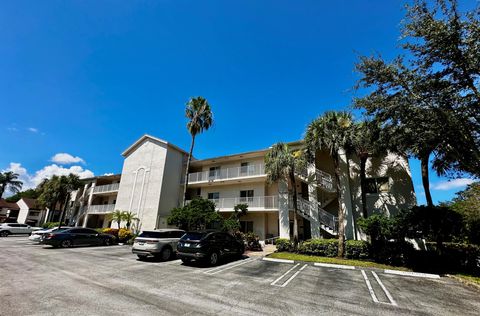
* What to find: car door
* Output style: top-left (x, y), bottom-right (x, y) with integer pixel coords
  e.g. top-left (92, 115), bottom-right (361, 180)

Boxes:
top-left (80, 228), bottom-right (99, 246)
top-left (9, 224), bottom-right (20, 234)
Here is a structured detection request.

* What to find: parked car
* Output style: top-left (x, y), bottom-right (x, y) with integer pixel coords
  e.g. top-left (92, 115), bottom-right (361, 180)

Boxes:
top-left (132, 229), bottom-right (185, 261)
top-left (41, 227), bottom-right (116, 248)
top-left (177, 231), bottom-right (245, 266)
top-left (29, 227), bottom-right (71, 242)
top-left (0, 223), bottom-right (40, 237)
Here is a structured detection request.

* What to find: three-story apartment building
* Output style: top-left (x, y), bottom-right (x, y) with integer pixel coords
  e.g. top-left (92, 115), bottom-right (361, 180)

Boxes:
top-left (69, 134), bottom-right (416, 241)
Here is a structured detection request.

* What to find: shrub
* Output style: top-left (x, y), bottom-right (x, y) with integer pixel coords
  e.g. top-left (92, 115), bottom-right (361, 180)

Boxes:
top-left (275, 238), bottom-right (293, 252)
top-left (297, 239), bottom-right (338, 257)
top-left (373, 241), bottom-right (415, 267)
top-left (345, 240), bottom-right (370, 259)
top-left (245, 232), bottom-right (262, 251)
top-left (101, 228), bottom-right (119, 239)
top-left (118, 228), bottom-right (133, 243)
top-left (42, 222), bottom-right (60, 229)
top-left (416, 242), bottom-right (480, 275)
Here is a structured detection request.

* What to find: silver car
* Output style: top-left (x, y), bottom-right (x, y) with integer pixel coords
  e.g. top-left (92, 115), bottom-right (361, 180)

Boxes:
top-left (132, 229), bottom-right (185, 261)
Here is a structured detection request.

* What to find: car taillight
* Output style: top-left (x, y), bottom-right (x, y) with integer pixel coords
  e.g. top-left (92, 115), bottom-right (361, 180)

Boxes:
top-left (47, 233), bottom-right (56, 239)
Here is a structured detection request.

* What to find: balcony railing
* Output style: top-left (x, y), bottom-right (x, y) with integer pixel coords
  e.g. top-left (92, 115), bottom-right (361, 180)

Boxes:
top-left (186, 196), bottom-right (278, 210)
top-left (289, 196), bottom-right (338, 233)
top-left (296, 165), bottom-right (335, 192)
top-left (93, 183), bottom-right (120, 194)
top-left (86, 204), bottom-right (116, 214)
top-left (187, 164), bottom-right (265, 184)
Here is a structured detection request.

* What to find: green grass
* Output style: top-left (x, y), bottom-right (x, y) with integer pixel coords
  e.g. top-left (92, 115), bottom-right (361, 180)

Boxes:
top-left (453, 274), bottom-right (480, 287)
top-left (268, 252), bottom-right (411, 271)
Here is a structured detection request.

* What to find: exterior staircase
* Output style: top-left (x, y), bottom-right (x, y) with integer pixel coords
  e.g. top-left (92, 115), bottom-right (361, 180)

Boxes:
top-left (289, 196), bottom-right (338, 236)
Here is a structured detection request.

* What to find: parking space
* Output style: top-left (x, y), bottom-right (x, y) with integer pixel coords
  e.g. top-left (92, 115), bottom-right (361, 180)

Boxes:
top-left (1, 236), bottom-right (479, 315)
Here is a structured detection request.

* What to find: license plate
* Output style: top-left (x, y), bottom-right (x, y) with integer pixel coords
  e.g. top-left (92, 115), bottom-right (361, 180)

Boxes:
top-left (184, 243), bottom-right (190, 247)
top-left (138, 242), bottom-right (145, 246)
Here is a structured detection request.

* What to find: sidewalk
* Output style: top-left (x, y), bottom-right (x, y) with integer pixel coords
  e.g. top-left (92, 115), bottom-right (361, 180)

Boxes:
top-left (245, 244), bottom-right (276, 257)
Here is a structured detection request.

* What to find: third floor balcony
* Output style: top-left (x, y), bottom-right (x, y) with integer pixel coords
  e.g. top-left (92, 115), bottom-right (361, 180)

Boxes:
top-left (187, 163), bottom-right (266, 186)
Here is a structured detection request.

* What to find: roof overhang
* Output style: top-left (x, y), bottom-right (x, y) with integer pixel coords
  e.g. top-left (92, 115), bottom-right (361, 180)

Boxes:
top-left (121, 134), bottom-right (190, 158)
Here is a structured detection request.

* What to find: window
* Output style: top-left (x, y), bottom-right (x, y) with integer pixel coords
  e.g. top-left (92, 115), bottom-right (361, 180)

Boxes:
top-left (209, 166), bottom-right (220, 178)
top-left (240, 221), bottom-right (254, 233)
top-left (29, 211), bottom-right (40, 217)
top-left (365, 177), bottom-right (390, 194)
top-left (240, 190), bottom-right (254, 203)
top-left (208, 192), bottom-right (220, 202)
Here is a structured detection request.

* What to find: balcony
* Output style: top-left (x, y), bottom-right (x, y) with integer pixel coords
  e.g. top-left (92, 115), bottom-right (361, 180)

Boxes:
top-left (297, 166), bottom-right (335, 192)
top-left (187, 164), bottom-right (266, 186)
top-left (186, 196), bottom-right (278, 211)
top-left (86, 204), bottom-right (116, 214)
top-left (93, 183), bottom-right (120, 194)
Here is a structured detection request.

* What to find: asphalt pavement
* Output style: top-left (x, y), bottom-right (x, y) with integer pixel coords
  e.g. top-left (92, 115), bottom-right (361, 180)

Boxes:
top-left (1, 236), bottom-right (479, 315)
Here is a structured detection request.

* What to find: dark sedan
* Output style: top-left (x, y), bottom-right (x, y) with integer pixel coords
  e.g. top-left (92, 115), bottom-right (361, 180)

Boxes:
top-left (42, 227), bottom-right (116, 248)
top-left (177, 231), bottom-right (244, 266)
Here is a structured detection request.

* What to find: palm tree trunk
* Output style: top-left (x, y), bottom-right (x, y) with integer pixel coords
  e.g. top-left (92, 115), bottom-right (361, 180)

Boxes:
top-left (333, 155), bottom-right (345, 257)
top-left (182, 135), bottom-right (196, 206)
top-left (420, 154), bottom-right (433, 207)
top-left (289, 170), bottom-right (299, 248)
top-left (0, 184), bottom-right (5, 199)
top-left (58, 195), bottom-right (69, 229)
top-left (360, 155), bottom-right (368, 218)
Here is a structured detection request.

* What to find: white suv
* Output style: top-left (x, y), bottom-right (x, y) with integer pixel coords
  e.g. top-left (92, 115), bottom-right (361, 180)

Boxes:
top-left (132, 229), bottom-right (185, 261)
top-left (0, 223), bottom-right (36, 237)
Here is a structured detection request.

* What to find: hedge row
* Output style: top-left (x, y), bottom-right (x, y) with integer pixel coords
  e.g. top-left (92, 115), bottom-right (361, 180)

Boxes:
top-left (276, 238), bottom-right (370, 260)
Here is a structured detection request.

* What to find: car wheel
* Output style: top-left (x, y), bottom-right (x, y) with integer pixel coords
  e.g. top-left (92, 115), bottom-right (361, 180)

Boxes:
top-left (103, 238), bottom-right (112, 246)
top-left (208, 251), bottom-right (219, 266)
top-left (60, 239), bottom-right (73, 248)
top-left (137, 255), bottom-right (147, 261)
top-left (0, 231), bottom-right (9, 237)
top-left (160, 247), bottom-right (172, 261)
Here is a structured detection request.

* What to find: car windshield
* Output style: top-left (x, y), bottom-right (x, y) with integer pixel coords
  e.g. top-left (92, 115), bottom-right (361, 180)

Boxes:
top-left (138, 231), bottom-right (169, 239)
top-left (181, 232), bottom-right (207, 241)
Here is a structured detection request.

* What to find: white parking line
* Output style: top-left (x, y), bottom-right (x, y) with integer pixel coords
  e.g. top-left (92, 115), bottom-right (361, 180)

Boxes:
top-left (280, 264), bottom-right (308, 288)
top-left (361, 270), bottom-right (379, 303)
top-left (271, 263), bottom-right (300, 286)
top-left (262, 257), bottom-right (294, 264)
top-left (204, 258), bottom-right (256, 275)
top-left (384, 269), bottom-right (440, 279)
top-left (372, 271), bottom-right (397, 306)
top-left (314, 262), bottom-right (355, 270)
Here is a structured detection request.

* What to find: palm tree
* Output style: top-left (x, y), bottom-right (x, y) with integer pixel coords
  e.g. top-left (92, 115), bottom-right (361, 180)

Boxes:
top-left (122, 211), bottom-right (139, 230)
top-left (265, 143), bottom-right (304, 247)
top-left (350, 121), bottom-right (384, 218)
top-left (0, 171), bottom-right (23, 199)
top-left (111, 210), bottom-right (124, 229)
top-left (182, 96), bottom-right (214, 206)
top-left (57, 174), bottom-right (82, 228)
top-left (305, 111), bottom-right (354, 257)
top-left (37, 176), bottom-right (61, 222)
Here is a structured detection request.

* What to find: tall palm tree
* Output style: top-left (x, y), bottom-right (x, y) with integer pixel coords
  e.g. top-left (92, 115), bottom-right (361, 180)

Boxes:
top-left (122, 211), bottom-right (139, 230)
top-left (305, 111), bottom-right (354, 257)
top-left (265, 143), bottom-right (304, 247)
top-left (182, 96), bottom-right (214, 206)
top-left (37, 176), bottom-right (61, 222)
top-left (350, 121), bottom-right (384, 219)
top-left (0, 171), bottom-right (23, 199)
top-left (57, 174), bottom-right (82, 228)
top-left (111, 210), bottom-right (124, 229)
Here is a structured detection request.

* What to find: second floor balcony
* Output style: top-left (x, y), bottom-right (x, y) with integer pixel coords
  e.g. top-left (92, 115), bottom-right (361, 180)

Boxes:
top-left (186, 196), bottom-right (278, 212)
top-left (82, 204), bottom-right (116, 214)
top-left (187, 164), bottom-right (266, 186)
top-left (93, 183), bottom-right (120, 194)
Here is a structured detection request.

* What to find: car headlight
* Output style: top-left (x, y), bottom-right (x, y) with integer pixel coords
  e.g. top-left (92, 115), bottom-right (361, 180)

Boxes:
top-left (193, 243), bottom-right (202, 248)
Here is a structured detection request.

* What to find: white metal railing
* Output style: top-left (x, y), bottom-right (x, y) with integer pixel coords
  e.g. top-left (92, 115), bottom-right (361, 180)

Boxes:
top-left (296, 165), bottom-right (335, 192)
top-left (186, 196), bottom-right (278, 210)
top-left (93, 183), bottom-right (120, 194)
top-left (87, 204), bottom-right (116, 214)
top-left (289, 196), bottom-right (338, 234)
top-left (187, 164), bottom-right (266, 183)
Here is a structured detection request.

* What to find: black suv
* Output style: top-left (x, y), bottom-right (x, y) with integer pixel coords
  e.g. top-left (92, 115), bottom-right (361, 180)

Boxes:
top-left (177, 231), bottom-right (244, 266)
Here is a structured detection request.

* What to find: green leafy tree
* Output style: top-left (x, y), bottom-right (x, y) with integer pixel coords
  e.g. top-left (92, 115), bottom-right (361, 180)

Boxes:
top-left (354, 0), bottom-right (480, 206)
top-left (5, 189), bottom-right (40, 203)
top-left (168, 197), bottom-right (221, 231)
top-left (448, 182), bottom-right (480, 244)
top-left (182, 97), bottom-right (214, 206)
top-left (56, 174), bottom-right (82, 228)
top-left (265, 143), bottom-right (305, 247)
top-left (222, 203), bottom-right (248, 233)
top-left (305, 111), bottom-right (354, 257)
top-left (0, 171), bottom-right (23, 199)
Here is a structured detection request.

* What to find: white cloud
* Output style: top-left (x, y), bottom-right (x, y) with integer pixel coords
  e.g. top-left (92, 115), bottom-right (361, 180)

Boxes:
top-left (28, 127), bottom-right (39, 133)
top-left (2, 162), bottom-right (94, 191)
top-left (103, 173), bottom-right (114, 176)
top-left (51, 153), bottom-right (85, 165)
top-left (431, 178), bottom-right (475, 191)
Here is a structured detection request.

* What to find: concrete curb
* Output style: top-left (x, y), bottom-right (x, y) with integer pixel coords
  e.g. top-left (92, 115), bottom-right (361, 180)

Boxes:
top-left (447, 275), bottom-right (480, 291)
top-left (384, 269), bottom-right (440, 279)
top-left (262, 257), bottom-right (295, 264)
top-left (314, 262), bottom-right (356, 270)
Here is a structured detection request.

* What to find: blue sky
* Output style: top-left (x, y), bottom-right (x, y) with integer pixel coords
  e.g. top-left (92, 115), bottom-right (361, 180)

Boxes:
top-left (0, 0), bottom-right (476, 203)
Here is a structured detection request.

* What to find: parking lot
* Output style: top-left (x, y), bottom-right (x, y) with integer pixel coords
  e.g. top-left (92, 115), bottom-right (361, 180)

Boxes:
top-left (1, 236), bottom-right (479, 315)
